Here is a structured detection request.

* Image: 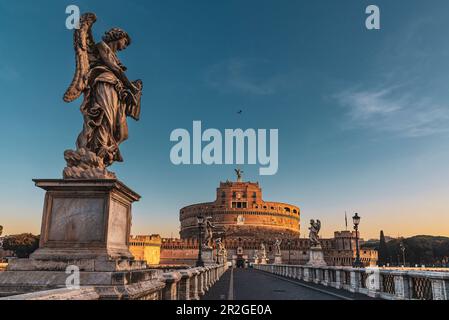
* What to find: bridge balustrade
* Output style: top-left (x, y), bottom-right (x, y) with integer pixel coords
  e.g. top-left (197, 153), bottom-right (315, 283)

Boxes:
top-left (252, 263), bottom-right (449, 300)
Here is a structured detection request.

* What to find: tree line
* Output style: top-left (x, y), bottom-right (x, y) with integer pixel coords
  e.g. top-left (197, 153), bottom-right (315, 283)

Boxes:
top-left (364, 231), bottom-right (449, 267)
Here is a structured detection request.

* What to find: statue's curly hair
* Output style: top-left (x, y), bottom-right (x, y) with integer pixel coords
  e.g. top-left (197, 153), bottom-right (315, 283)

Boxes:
top-left (102, 28), bottom-right (131, 46)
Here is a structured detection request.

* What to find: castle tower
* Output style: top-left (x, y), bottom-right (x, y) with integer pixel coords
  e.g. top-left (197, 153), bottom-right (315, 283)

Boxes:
top-left (179, 172), bottom-right (300, 241)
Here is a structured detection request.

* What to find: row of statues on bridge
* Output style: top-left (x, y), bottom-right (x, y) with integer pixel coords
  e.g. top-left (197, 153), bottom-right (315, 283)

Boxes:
top-left (202, 217), bottom-right (322, 250)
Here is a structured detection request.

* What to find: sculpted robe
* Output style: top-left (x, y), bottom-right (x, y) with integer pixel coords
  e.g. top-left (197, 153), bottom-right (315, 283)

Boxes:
top-left (76, 41), bottom-right (142, 167)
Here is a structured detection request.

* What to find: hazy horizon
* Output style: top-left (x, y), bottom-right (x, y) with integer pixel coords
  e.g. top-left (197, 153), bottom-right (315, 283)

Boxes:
top-left (1, 0), bottom-right (449, 240)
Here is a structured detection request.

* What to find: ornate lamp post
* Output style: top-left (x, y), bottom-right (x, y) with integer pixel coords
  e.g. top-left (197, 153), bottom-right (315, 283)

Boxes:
top-left (352, 212), bottom-right (363, 268)
top-left (196, 215), bottom-right (205, 267)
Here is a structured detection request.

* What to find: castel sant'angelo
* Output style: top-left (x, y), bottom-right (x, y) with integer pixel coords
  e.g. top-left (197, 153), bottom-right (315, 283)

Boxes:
top-left (130, 171), bottom-right (377, 267)
top-left (179, 171), bottom-right (300, 241)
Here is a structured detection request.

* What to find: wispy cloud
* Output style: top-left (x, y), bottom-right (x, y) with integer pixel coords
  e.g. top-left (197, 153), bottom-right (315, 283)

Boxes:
top-left (336, 87), bottom-right (449, 137)
top-left (204, 58), bottom-right (284, 95)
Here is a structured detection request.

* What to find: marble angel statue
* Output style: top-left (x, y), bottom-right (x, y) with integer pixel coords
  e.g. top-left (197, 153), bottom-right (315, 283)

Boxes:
top-left (63, 12), bottom-right (143, 179)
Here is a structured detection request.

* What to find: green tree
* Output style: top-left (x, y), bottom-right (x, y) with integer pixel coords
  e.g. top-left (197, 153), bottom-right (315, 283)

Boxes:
top-left (2, 233), bottom-right (39, 258)
top-left (378, 230), bottom-right (390, 266)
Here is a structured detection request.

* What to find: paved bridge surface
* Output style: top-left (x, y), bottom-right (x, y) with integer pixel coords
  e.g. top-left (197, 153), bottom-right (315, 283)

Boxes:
top-left (203, 268), bottom-right (374, 300)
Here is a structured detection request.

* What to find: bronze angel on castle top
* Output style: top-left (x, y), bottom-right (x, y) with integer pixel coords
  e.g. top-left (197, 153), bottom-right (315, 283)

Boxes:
top-left (63, 13), bottom-right (143, 179)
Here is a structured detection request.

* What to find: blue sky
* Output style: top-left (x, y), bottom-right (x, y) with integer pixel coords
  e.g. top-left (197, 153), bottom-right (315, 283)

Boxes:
top-left (1, 0), bottom-right (449, 239)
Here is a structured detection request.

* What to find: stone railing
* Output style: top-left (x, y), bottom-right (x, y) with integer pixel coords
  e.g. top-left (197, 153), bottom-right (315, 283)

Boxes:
top-left (0, 263), bottom-right (228, 300)
top-left (253, 264), bottom-right (449, 300)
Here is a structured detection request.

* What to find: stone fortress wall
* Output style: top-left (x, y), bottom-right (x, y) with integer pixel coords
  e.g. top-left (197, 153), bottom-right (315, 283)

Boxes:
top-left (157, 231), bottom-right (377, 267)
top-left (129, 234), bottom-right (162, 265)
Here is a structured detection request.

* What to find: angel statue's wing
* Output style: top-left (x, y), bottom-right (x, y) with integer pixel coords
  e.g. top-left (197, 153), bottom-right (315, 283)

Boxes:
top-left (63, 12), bottom-right (97, 103)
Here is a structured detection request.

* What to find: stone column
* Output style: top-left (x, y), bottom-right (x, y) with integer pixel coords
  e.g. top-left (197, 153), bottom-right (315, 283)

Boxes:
top-left (430, 273), bottom-right (449, 300)
top-left (303, 267), bottom-right (311, 282)
top-left (162, 272), bottom-right (182, 300)
top-left (388, 270), bottom-right (409, 299)
top-left (189, 268), bottom-right (200, 300)
top-left (197, 267), bottom-right (206, 296)
top-left (323, 268), bottom-right (330, 286)
top-left (349, 269), bottom-right (361, 293)
top-left (296, 266), bottom-right (303, 280)
top-left (291, 266), bottom-right (295, 278)
top-left (178, 270), bottom-right (193, 300)
top-left (334, 267), bottom-right (343, 289)
top-left (204, 266), bottom-right (211, 290)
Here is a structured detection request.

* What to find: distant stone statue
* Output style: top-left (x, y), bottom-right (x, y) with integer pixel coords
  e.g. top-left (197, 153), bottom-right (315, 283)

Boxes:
top-left (215, 237), bottom-right (225, 254)
top-left (234, 168), bottom-right (244, 182)
top-left (0, 225), bottom-right (3, 237)
top-left (308, 219), bottom-right (321, 247)
top-left (63, 13), bottom-right (143, 179)
top-left (259, 242), bottom-right (267, 258)
top-left (274, 239), bottom-right (282, 255)
top-left (203, 217), bottom-right (214, 249)
top-left (253, 249), bottom-right (259, 259)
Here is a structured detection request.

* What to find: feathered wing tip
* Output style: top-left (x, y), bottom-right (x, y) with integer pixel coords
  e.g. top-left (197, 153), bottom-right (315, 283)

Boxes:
top-left (63, 12), bottom-right (97, 103)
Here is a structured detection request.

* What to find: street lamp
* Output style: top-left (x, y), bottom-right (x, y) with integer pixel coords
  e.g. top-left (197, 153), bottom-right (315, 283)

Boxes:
top-left (352, 212), bottom-right (363, 268)
top-left (196, 215), bottom-right (205, 267)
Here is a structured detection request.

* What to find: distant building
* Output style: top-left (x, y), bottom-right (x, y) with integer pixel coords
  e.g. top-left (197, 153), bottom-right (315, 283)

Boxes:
top-left (130, 175), bottom-right (377, 267)
top-left (159, 175), bottom-right (378, 267)
top-left (129, 235), bottom-right (161, 265)
top-left (157, 231), bottom-right (377, 267)
top-left (179, 179), bottom-right (300, 240)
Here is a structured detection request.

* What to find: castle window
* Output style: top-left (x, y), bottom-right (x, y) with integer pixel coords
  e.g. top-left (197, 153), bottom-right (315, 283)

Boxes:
top-left (284, 207), bottom-right (290, 212)
top-left (242, 202), bottom-right (247, 208)
top-left (293, 209), bottom-right (297, 214)
top-left (252, 192), bottom-right (257, 198)
top-left (221, 191), bottom-right (226, 198)
top-left (232, 202), bottom-right (237, 208)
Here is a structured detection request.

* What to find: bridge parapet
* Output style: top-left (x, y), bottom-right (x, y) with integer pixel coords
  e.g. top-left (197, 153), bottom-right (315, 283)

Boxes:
top-left (0, 263), bottom-right (229, 300)
top-left (253, 264), bottom-right (449, 300)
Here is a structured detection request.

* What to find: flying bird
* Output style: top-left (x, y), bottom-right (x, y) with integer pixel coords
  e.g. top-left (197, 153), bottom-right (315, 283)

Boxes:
top-left (237, 110), bottom-right (243, 114)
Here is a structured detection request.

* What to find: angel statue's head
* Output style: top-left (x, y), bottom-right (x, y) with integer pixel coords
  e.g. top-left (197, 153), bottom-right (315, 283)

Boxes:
top-left (102, 28), bottom-right (131, 52)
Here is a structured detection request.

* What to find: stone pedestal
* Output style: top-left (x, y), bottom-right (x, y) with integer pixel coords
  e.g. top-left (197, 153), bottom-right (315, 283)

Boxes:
top-left (32, 179), bottom-right (139, 261)
top-left (0, 179), bottom-right (162, 298)
top-left (201, 247), bottom-right (215, 265)
top-left (306, 246), bottom-right (327, 267)
top-left (274, 254), bottom-right (282, 265)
